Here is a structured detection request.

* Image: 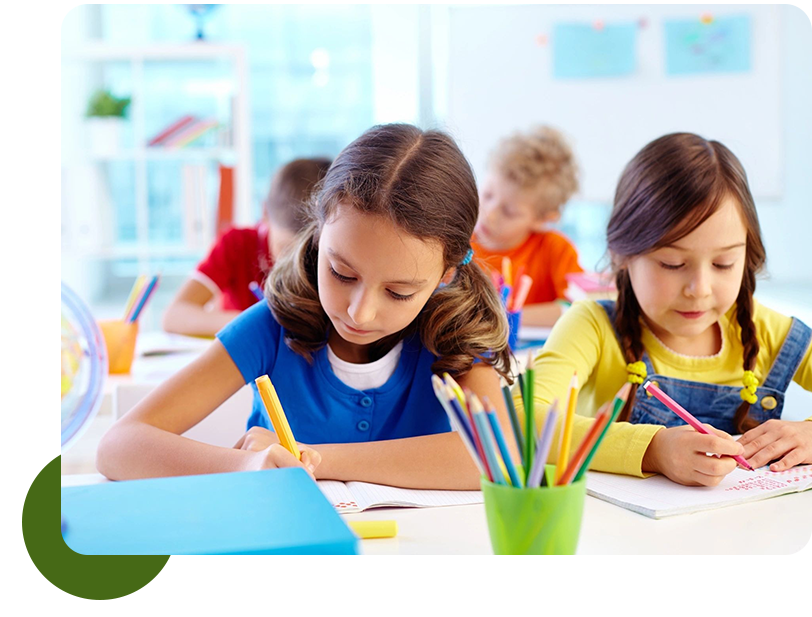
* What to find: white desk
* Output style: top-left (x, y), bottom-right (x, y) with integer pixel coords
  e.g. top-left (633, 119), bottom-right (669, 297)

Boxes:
top-left (60, 473), bottom-right (811, 554)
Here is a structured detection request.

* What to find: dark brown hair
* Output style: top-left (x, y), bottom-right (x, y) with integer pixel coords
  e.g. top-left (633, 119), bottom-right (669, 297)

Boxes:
top-left (607, 133), bottom-right (766, 432)
top-left (264, 157), bottom-right (332, 232)
top-left (265, 124), bottom-right (512, 380)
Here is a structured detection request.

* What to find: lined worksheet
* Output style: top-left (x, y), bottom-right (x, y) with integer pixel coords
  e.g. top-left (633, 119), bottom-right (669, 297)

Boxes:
top-left (586, 464), bottom-right (812, 518)
top-left (317, 480), bottom-right (483, 514)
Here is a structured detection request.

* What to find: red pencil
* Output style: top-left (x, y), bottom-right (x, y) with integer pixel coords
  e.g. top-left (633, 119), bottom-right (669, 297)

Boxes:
top-left (556, 404), bottom-right (611, 485)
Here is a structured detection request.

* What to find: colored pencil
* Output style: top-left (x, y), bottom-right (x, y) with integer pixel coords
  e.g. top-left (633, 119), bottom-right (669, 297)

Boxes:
top-left (255, 375), bottom-right (300, 460)
top-left (431, 375), bottom-right (485, 477)
top-left (643, 381), bottom-right (754, 471)
top-left (123, 275), bottom-right (147, 319)
top-left (523, 352), bottom-right (536, 478)
top-left (502, 256), bottom-right (512, 288)
top-left (501, 382), bottom-right (525, 467)
top-left (526, 403), bottom-right (559, 488)
top-left (472, 407), bottom-right (506, 485)
top-left (511, 274), bottom-right (533, 312)
top-left (572, 383), bottom-right (632, 482)
top-left (452, 388), bottom-right (492, 482)
top-left (127, 275), bottom-right (160, 323)
top-left (557, 403), bottom-right (610, 486)
top-left (249, 281), bottom-right (264, 302)
top-left (485, 402), bottom-right (522, 488)
top-left (442, 373), bottom-right (467, 414)
top-left (554, 372), bottom-right (579, 484)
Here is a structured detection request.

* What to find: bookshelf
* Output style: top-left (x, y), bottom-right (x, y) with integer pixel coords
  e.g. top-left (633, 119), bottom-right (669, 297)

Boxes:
top-left (61, 43), bottom-right (253, 270)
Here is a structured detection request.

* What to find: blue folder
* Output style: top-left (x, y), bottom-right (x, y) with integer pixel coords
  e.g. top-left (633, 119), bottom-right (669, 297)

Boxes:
top-left (61, 468), bottom-right (358, 555)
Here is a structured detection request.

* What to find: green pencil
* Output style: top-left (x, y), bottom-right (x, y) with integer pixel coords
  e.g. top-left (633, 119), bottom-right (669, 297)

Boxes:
top-left (501, 382), bottom-right (525, 468)
top-left (572, 383), bottom-right (632, 483)
top-left (523, 352), bottom-right (535, 477)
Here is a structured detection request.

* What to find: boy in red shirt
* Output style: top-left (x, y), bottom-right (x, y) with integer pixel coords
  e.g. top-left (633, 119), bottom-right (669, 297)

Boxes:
top-left (472, 126), bottom-right (581, 327)
top-left (162, 158), bottom-right (330, 336)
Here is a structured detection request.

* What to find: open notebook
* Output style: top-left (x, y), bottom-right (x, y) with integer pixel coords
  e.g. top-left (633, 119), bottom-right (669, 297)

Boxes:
top-left (317, 480), bottom-right (483, 514)
top-left (586, 464), bottom-right (812, 519)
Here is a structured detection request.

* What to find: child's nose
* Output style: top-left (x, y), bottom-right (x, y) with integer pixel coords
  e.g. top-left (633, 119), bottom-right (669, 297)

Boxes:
top-left (347, 288), bottom-right (376, 326)
top-left (685, 267), bottom-right (712, 298)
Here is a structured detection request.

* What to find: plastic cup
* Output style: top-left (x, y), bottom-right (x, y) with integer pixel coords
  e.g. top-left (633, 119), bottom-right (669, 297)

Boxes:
top-left (97, 319), bottom-right (139, 374)
top-left (507, 310), bottom-right (522, 350)
top-left (481, 465), bottom-right (586, 555)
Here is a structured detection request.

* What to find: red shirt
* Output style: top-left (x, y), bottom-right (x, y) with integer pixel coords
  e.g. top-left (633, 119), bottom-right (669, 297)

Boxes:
top-left (195, 224), bottom-right (273, 311)
top-left (472, 230), bottom-right (583, 304)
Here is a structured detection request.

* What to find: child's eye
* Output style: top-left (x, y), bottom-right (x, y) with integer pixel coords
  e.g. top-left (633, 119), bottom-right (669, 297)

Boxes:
top-left (659, 262), bottom-right (684, 270)
top-left (713, 263), bottom-right (735, 270)
top-left (329, 265), bottom-right (355, 283)
top-left (387, 289), bottom-right (415, 302)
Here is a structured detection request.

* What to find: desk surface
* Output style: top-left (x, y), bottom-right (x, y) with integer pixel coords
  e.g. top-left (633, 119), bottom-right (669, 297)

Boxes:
top-left (61, 473), bottom-right (811, 554)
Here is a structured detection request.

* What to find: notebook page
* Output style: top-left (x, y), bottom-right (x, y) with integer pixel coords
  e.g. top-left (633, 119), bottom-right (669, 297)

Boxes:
top-left (317, 481), bottom-right (361, 514)
top-left (586, 465), bottom-right (812, 519)
top-left (345, 482), bottom-right (483, 511)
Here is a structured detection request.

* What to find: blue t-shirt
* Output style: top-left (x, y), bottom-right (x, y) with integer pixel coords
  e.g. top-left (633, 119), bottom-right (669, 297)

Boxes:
top-left (216, 301), bottom-right (453, 444)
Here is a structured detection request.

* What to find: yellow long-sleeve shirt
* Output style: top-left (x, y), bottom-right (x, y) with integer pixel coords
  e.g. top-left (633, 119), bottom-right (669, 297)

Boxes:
top-left (513, 299), bottom-right (812, 477)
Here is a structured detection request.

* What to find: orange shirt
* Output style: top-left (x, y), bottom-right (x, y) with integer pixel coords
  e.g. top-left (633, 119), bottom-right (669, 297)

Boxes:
top-left (472, 230), bottom-right (583, 304)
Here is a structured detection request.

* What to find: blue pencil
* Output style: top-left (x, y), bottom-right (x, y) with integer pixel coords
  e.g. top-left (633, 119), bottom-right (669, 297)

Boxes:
top-left (431, 375), bottom-right (485, 477)
top-left (249, 281), bottom-right (264, 302)
top-left (485, 407), bottom-right (523, 488)
top-left (472, 411), bottom-right (506, 485)
top-left (128, 275), bottom-right (159, 323)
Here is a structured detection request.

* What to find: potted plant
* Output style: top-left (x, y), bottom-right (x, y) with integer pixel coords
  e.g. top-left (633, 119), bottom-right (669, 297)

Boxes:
top-left (85, 90), bottom-right (131, 156)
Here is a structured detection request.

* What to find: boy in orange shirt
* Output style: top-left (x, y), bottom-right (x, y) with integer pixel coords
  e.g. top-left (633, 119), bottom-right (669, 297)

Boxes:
top-left (162, 157), bottom-right (330, 336)
top-left (472, 126), bottom-right (581, 327)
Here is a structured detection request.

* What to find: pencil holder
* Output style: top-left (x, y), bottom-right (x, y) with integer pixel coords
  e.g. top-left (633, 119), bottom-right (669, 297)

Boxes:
top-left (506, 310), bottom-right (522, 350)
top-left (97, 319), bottom-right (139, 374)
top-left (482, 465), bottom-right (586, 555)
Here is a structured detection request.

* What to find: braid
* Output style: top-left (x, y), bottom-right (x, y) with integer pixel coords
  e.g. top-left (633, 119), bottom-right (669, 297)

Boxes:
top-left (614, 269), bottom-right (644, 422)
top-left (733, 270), bottom-right (761, 433)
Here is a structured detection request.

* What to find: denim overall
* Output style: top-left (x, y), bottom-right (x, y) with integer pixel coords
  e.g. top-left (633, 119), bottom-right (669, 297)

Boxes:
top-left (597, 300), bottom-right (812, 434)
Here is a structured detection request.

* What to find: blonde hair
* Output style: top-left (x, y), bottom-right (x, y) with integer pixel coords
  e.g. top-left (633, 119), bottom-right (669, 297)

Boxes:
top-left (490, 126), bottom-right (579, 216)
top-left (265, 124), bottom-right (513, 382)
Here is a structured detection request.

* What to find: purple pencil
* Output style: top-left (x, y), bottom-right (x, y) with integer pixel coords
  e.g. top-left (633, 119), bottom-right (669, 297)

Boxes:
top-left (527, 405), bottom-right (558, 488)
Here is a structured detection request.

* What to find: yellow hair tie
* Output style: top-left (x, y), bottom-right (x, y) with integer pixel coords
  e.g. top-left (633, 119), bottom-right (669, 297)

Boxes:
top-left (626, 361), bottom-right (647, 385)
top-left (740, 370), bottom-right (758, 404)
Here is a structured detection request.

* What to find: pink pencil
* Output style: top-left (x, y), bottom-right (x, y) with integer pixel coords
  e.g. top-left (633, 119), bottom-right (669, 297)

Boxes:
top-left (642, 381), bottom-right (754, 471)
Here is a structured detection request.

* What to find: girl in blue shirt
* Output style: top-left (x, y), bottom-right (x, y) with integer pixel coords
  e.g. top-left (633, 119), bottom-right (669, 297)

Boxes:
top-left (98, 124), bottom-right (515, 490)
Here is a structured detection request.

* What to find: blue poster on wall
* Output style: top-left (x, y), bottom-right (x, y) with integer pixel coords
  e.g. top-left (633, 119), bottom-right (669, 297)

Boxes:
top-left (665, 15), bottom-right (752, 76)
top-left (552, 22), bottom-right (638, 79)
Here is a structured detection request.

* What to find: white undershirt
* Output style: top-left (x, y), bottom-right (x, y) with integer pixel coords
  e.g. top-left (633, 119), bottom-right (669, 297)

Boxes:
top-left (326, 341), bottom-right (404, 391)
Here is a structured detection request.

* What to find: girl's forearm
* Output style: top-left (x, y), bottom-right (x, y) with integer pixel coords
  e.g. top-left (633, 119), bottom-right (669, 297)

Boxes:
top-left (96, 421), bottom-right (249, 480)
top-left (313, 432), bottom-right (481, 489)
top-left (162, 302), bottom-right (241, 337)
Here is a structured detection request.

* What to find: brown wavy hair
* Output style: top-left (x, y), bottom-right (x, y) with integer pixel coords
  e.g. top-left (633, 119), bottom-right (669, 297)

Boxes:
top-left (264, 123), bottom-right (512, 381)
top-left (607, 133), bottom-right (766, 432)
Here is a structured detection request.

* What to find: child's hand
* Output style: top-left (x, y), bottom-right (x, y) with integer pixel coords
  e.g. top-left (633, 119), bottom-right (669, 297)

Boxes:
top-left (643, 424), bottom-right (744, 486)
top-left (738, 419), bottom-right (812, 471)
top-left (234, 426), bottom-right (280, 452)
top-left (235, 427), bottom-right (322, 478)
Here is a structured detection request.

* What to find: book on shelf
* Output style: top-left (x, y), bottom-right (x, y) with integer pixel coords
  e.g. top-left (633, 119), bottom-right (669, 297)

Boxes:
top-left (182, 163), bottom-right (212, 249)
top-left (564, 271), bottom-right (617, 303)
top-left (147, 115), bottom-right (197, 147)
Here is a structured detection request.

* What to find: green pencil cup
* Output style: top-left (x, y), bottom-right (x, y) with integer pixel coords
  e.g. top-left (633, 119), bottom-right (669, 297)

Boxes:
top-left (481, 465), bottom-right (586, 555)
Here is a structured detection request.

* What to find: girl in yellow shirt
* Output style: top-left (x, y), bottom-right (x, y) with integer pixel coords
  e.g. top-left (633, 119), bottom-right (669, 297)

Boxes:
top-left (529, 133), bottom-right (812, 487)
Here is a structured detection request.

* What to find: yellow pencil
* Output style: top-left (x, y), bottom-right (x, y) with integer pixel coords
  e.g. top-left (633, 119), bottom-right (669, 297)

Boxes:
top-left (123, 275), bottom-right (146, 320)
top-left (255, 375), bottom-right (301, 460)
top-left (554, 372), bottom-right (578, 484)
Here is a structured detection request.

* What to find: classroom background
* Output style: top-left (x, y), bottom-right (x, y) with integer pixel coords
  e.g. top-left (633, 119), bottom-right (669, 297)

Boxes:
top-left (61, 3), bottom-right (812, 325)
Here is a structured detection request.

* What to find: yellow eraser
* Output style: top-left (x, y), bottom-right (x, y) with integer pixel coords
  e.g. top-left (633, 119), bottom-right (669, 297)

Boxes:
top-left (348, 520), bottom-right (398, 539)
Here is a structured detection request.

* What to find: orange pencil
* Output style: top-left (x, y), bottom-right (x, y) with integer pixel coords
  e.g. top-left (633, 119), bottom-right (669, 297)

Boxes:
top-left (556, 404), bottom-right (610, 485)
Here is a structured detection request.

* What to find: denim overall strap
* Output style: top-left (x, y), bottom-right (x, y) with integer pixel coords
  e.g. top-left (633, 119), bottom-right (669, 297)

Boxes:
top-left (760, 318), bottom-right (812, 393)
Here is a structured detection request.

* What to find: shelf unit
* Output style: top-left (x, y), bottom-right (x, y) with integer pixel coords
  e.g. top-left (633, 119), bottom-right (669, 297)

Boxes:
top-left (61, 42), bottom-right (253, 265)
